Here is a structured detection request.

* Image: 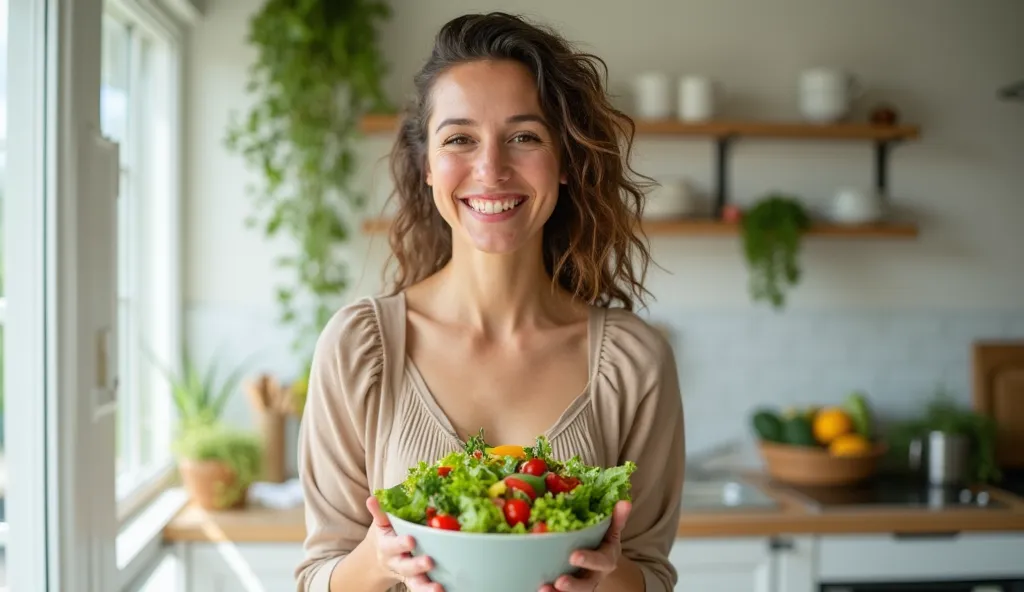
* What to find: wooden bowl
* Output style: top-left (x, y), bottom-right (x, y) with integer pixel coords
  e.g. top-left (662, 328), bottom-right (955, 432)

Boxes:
top-left (757, 440), bottom-right (887, 487)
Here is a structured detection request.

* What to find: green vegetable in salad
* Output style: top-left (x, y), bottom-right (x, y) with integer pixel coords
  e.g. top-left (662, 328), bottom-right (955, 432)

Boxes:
top-left (374, 429), bottom-right (637, 534)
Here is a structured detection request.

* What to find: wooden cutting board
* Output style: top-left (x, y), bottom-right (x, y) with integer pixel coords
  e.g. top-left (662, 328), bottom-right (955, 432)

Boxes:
top-left (972, 341), bottom-right (1024, 469)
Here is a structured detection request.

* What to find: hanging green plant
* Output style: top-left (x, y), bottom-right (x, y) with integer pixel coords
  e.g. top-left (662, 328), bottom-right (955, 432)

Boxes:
top-left (740, 194), bottom-right (812, 309)
top-left (224, 0), bottom-right (394, 363)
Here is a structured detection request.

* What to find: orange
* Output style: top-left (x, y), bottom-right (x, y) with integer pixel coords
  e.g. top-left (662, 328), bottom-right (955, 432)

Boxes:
top-left (829, 433), bottom-right (872, 457)
top-left (812, 407), bottom-right (854, 445)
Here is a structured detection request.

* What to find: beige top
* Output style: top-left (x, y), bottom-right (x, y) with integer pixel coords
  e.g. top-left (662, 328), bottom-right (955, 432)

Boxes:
top-left (295, 292), bottom-right (686, 592)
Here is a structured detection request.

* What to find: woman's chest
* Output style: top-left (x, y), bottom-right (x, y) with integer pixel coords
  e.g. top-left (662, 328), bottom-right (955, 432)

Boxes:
top-left (377, 387), bottom-right (605, 489)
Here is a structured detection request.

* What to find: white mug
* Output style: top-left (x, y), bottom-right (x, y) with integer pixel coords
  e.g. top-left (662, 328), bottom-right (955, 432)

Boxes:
top-left (633, 72), bottom-right (672, 119)
top-left (678, 76), bottom-right (716, 121)
top-left (799, 68), bottom-right (863, 123)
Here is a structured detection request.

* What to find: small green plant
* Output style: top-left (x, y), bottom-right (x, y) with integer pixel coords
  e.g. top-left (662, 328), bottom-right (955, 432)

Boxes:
top-left (150, 345), bottom-right (250, 435)
top-left (886, 387), bottom-right (1001, 483)
top-left (174, 423), bottom-right (264, 508)
top-left (740, 194), bottom-right (812, 310)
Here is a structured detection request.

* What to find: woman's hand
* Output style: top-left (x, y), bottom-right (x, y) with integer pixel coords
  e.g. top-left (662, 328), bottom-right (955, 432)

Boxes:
top-left (365, 497), bottom-right (444, 592)
top-left (539, 501), bottom-right (632, 592)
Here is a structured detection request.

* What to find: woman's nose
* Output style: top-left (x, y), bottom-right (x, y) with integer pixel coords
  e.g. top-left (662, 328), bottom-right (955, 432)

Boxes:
top-left (473, 141), bottom-right (512, 186)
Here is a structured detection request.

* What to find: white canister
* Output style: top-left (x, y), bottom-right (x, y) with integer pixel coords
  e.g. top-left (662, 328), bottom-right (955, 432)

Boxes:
top-left (798, 68), bottom-right (862, 123)
top-left (633, 72), bottom-right (672, 120)
top-left (677, 76), bottom-right (716, 121)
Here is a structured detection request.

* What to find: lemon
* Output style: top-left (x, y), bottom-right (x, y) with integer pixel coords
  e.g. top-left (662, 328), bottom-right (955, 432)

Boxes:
top-left (812, 407), bottom-right (854, 445)
top-left (828, 433), bottom-right (873, 457)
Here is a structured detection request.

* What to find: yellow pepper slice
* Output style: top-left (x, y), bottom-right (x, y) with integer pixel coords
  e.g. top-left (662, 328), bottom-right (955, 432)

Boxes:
top-left (486, 445), bottom-right (526, 459)
top-left (487, 480), bottom-right (507, 498)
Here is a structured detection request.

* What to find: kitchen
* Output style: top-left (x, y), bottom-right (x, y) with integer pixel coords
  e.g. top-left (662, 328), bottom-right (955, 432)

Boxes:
top-left (3, 0), bottom-right (1022, 591)
top-left (158, 1), bottom-right (1024, 591)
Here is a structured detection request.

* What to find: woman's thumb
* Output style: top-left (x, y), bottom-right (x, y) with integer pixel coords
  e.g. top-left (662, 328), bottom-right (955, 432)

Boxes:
top-left (366, 496), bottom-right (393, 530)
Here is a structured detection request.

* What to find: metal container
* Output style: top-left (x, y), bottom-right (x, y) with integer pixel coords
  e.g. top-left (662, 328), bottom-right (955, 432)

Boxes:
top-left (908, 431), bottom-right (971, 486)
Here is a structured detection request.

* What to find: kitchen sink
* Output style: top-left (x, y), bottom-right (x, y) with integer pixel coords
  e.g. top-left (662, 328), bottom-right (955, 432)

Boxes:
top-left (681, 477), bottom-right (778, 511)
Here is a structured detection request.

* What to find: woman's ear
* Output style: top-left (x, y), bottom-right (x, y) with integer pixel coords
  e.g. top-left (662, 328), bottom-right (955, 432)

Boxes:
top-left (426, 163), bottom-right (433, 186)
top-left (560, 171), bottom-right (568, 185)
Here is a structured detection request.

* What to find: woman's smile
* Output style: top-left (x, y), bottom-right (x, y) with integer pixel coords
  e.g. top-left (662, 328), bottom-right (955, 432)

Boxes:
top-left (458, 193), bottom-right (530, 222)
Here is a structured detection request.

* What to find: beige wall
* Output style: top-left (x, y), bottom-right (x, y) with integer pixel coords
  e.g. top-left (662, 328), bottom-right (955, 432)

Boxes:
top-left (184, 0), bottom-right (1024, 454)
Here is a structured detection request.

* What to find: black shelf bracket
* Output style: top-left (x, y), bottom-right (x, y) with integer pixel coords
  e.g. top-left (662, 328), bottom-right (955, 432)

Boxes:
top-left (713, 135), bottom-right (736, 217)
top-left (874, 139), bottom-right (904, 204)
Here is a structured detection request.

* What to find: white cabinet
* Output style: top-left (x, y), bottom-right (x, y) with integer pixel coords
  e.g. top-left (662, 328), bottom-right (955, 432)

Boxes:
top-left (817, 533), bottom-right (1024, 584)
top-left (669, 536), bottom-right (814, 592)
top-left (177, 542), bottom-right (304, 592)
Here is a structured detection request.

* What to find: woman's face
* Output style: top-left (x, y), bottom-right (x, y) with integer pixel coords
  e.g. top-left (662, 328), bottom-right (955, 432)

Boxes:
top-left (425, 59), bottom-right (565, 255)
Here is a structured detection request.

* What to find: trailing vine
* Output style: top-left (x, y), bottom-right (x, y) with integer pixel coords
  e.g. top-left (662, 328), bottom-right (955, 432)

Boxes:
top-left (224, 0), bottom-right (394, 362)
top-left (740, 194), bottom-right (811, 309)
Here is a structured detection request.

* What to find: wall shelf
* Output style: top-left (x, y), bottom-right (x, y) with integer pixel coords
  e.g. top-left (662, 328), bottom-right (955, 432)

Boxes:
top-left (358, 113), bottom-right (921, 218)
top-left (360, 216), bottom-right (918, 239)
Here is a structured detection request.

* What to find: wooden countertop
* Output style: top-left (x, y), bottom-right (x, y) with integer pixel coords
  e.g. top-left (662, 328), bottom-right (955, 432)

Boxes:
top-left (162, 477), bottom-right (1024, 544)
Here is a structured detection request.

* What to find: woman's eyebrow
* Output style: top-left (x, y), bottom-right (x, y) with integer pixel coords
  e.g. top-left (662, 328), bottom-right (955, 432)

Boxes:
top-left (435, 113), bottom-right (547, 133)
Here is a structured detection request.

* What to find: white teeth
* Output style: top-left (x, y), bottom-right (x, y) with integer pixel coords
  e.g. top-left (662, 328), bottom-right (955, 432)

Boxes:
top-left (467, 198), bottom-right (523, 214)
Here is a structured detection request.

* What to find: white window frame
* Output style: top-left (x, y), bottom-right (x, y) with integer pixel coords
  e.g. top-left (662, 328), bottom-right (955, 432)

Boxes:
top-left (103, 0), bottom-right (185, 525)
top-left (102, 0), bottom-right (188, 586)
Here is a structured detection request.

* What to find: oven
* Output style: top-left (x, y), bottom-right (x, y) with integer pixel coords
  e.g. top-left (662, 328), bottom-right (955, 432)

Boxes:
top-left (821, 581), bottom-right (1024, 591)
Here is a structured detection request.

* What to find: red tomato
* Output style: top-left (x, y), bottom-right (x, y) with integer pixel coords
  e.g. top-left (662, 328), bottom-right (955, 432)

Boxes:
top-left (520, 458), bottom-right (547, 476)
top-left (531, 522), bottom-right (548, 533)
top-left (428, 514), bottom-right (460, 531)
top-left (545, 472), bottom-right (581, 495)
top-left (425, 507), bottom-right (436, 520)
top-left (473, 450), bottom-right (483, 460)
top-left (503, 498), bottom-right (530, 527)
top-left (437, 466), bottom-right (452, 477)
top-left (504, 477), bottom-right (536, 501)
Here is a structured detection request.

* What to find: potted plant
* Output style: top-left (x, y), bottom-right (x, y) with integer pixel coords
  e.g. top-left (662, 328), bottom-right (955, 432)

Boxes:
top-left (223, 0), bottom-right (394, 370)
top-left (154, 347), bottom-right (263, 510)
top-left (740, 193), bottom-right (812, 310)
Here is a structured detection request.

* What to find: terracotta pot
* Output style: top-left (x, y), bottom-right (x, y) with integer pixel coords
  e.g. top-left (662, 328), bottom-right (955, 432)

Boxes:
top-left (178, 458), bottom-right (250, 510)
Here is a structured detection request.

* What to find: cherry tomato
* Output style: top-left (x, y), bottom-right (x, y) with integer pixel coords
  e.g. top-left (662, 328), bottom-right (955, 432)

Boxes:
top-left (531, 522), bottom-right (548, 533)
top-left (473, 450), bottom-right (483, 460)
top-left (428, 514), bottom-right (461, 531)
top-left (545, 472), bottom-right (581, 495)
top-left (437, 466), bottom-right (452, 477)
top-left (503, 498), bottom-right (530, 527)
top-left (425, 507), bottom-right (437, 520)
top-left (520, 458), bottom-right (547, 476)
top-left (504, 477), bottom-right (536, 501)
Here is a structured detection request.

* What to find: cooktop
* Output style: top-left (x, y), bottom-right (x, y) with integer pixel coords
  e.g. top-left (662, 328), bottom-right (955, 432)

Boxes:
top-left (779, 476), bottom-right (1009, 511)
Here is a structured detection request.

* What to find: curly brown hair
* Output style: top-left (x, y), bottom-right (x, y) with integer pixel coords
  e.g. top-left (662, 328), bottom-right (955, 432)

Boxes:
top-left (384, 12), bottom-right (655, 311)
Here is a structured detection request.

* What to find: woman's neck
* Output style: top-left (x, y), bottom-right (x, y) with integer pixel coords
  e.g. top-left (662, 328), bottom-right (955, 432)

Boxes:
top-left (432, 237), bottom-right (565, 336)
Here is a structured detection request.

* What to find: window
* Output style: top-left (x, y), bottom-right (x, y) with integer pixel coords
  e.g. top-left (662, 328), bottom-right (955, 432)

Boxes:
top-left (1, 0), bottom-right (10, 584)
top-left (100, 1), bottom-right (182, 521)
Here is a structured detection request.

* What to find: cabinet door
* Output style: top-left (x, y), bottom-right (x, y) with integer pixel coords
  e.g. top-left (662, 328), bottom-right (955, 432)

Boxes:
top-left (670, 538), bottom-right (775, 592)
top-left (773, 536), bottom-right (815, 592)
top-left (186, 543), bottom-right (305, 592)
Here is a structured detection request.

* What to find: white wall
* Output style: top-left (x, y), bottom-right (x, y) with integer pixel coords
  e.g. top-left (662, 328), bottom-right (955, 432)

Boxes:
top-left (184, 0), bottom-right (1024, 467)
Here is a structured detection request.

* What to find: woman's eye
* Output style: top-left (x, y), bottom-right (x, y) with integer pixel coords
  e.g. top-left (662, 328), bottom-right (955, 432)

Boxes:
top-left (442, 135), bottom-right (471, 146)
top-left (512, 133), bottom-right (541, 143)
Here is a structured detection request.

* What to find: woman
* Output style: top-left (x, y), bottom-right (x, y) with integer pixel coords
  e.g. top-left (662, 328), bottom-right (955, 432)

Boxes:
top-left (295, 11), bottom-right (685, 592)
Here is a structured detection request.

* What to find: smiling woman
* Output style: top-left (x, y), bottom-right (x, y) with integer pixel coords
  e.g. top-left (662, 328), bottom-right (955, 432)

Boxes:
top-left (296, 12), bottom-right (685, 592)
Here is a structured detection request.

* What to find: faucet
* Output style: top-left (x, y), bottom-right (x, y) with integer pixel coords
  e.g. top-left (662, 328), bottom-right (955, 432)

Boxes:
top-left (685, 440), bottom-right (745, 481)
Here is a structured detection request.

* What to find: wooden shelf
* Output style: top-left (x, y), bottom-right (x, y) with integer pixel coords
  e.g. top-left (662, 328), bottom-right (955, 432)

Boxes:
top-left (361, 217), bottom-right (918, 239)
top-left (359, 113), bottom-right (919, 141)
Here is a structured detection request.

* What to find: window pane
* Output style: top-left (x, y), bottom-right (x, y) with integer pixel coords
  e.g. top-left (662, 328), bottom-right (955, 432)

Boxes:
top-left (1, 0), bottom-right (10, 585)
top-left (100, 14), bottom-right (129, 148)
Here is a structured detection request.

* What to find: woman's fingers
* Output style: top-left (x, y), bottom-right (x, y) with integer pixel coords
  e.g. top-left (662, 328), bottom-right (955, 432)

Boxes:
top-left (406, 574), bottom-right (444, 592)
top-left (569, 549), bottom-right (616, 573)
top-left (553, 571), bottom-right (600, 592)
top-left (377, 532), bottom-right (416, 557)
top-left (387, 553), bottom-right (434, 578)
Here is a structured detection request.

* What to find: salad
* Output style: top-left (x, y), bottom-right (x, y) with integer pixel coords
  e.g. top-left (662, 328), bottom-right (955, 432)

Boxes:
top-left (374, 430), bottom-right (636, 534)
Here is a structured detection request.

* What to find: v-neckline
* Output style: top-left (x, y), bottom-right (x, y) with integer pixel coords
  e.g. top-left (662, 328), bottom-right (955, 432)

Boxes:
top-left (397, 291), bottom-right (605, 448)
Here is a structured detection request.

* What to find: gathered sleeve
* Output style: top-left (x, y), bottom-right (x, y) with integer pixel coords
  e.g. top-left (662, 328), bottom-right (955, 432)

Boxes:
top-left (294, 299), bottom-right (386, 591)
top-left (596, 311), bottom-right (686, 592)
